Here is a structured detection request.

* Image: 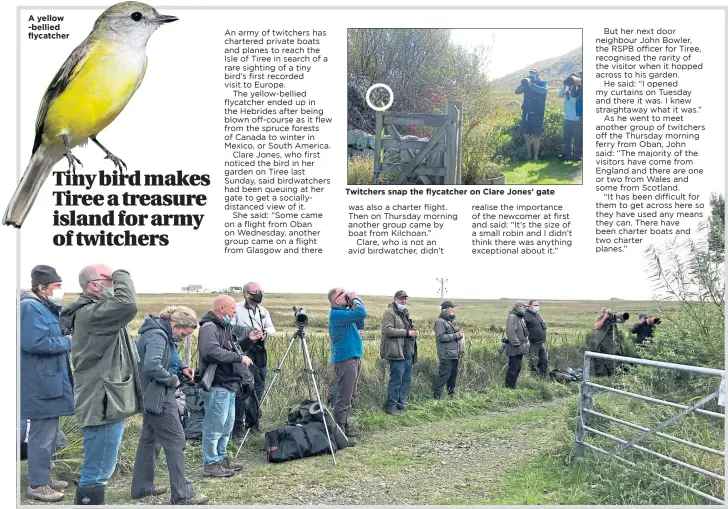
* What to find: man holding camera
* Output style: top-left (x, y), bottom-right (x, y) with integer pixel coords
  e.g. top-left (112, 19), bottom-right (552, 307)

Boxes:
top-left (434, 301), bottom-right (463, 399)
top-left (632, 313), bottom-right (659, 345)
top-left (197, 295), bottom-right (253, 477)
top-left (515, 68), bottom-right (548, 161)
top-left (523, 300), bottom-right (548, 377)
top-left (505, 301), bottom-right (530, 389)
top-left (380, 290), bottom-right (418, 415)
top-left (558, 73), bottom-right (582, 161)
top-left (230, 282), bottom-right (276, 443)
top-left (591, 308), bottom-right (627, 377)
top-left (328, 288), bottom-right (367, 438)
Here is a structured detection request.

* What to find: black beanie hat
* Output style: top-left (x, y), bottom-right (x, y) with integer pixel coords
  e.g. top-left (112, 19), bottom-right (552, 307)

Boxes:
top-left (31, 265), bottom-right (62, 288)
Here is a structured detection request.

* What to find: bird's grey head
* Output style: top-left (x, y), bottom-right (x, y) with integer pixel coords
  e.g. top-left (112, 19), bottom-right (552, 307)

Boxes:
top-left (92, 2), bottom-right (177, 46)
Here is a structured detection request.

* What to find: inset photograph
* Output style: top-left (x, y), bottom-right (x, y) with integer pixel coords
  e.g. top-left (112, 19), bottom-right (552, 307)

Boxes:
top-left (347, 28), bottom-right (583, 185)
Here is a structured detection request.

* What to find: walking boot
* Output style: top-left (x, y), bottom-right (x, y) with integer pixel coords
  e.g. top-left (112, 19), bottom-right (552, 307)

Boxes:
top-left (132, 485), bottom-right (169, 499)
top-left (220, 456), bottom-right (243, 472)
top-left (202, 462), bottom-right (233, 478)
top-left (49, 478), bottom-right (68, 490)
top-left (75, 485), bottom-right (105, 505)
top-left (27, 485), bottom-right (64, 503)
top-left (172, 492), bottom-right (210, 505)
top-left (345, 424), bottom-right (360, 438)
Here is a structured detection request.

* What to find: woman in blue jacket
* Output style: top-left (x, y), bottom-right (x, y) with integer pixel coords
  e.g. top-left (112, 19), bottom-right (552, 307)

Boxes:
top-left (20, 265), bottom-right (73, 503)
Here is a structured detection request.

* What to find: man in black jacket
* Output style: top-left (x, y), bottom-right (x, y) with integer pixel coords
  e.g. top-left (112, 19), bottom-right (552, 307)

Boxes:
top-left (631, 313), bottom-right (658, 345)
top-left (523, 300), bottom-right (548, 377)
top-left (197, 295), bottom-right (252, 478)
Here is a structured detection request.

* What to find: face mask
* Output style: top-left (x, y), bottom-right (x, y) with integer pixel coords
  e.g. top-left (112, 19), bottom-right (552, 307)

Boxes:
top-left (529, 74), bottom-right (537, 80)
top-left (397, 303), bottom-right (406, 311)
top-left (248, 293), bottom-right (263, 304)
top-left (101, 286), bottom-right (114, 299)
top-left (532, 306), bottom-right (540, 314)
top-left (449, 314), bottom-right (456, 321)
top-left (223, 314), bottom-right (232, 324)
top-left (48, 288), bottom-right (64, 303)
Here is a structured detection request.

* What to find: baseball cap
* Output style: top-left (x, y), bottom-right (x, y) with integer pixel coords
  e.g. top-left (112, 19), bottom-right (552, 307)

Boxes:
top-left (639, 313), bottom-right (649, 319)
top-left (441, 301), bottom-right (456, 309)
top-left (394, 290), bottom-right (408, 299)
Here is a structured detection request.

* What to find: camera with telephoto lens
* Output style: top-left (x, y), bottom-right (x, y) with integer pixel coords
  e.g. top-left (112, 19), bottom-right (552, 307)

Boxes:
top-left (293, 306), bottom-right (308, 328)
top-left (608, 311), bottom-right (630, 321)
top-left (652, 317), bottom-right (661, 325)
top-left (521, 78), bottom-right (530, 87)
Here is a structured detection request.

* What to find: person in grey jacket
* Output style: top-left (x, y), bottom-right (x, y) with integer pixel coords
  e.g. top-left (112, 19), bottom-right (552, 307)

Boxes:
top-left (505, 301), bottom-right (530, 389)
top-left (130, 306), bottom-right (208, 505)
top-left (433, 301), bottom-right (463, 399)
top-left (61, 266), bottom-right (142, 505)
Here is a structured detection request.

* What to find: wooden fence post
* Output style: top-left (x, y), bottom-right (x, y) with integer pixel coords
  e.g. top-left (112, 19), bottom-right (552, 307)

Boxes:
top-left (372, 111), bottom-right (384, 184)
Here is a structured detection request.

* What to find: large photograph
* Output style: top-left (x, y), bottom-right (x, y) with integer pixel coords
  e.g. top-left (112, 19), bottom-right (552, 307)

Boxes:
top-left (347, 28), bottom-right (583, 185)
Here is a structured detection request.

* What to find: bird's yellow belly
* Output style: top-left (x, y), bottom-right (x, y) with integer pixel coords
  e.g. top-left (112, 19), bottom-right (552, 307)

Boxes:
top-left (43, 47), bottom-right (146, 146)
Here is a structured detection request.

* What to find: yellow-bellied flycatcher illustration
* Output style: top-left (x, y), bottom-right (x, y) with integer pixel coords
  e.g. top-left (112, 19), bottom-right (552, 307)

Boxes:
top-left (4, 1), bottom-right (177, 228)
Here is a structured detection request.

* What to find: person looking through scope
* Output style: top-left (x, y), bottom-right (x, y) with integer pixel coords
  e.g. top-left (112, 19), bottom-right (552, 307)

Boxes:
top-left (590, 308), bottom-right (629, 377)
top-left (328, 288), bottom-right (367, 439)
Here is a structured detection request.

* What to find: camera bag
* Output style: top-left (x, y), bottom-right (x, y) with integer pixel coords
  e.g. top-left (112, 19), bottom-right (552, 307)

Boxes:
top-left (264, 421), bottom-right (336, 463)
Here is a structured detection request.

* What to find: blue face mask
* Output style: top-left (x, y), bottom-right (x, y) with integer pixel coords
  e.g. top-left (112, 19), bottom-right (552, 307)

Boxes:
top-left (397, 303), bottom-right (406, 311)
top-left (532, 306), bottom-right (540, 314)
top-left (223, 315), bottom-right (232, 324)
top-left (529, 74), bottom-right (537, 81)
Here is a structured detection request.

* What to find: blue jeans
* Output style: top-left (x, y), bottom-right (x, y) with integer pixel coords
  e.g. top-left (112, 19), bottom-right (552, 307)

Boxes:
top-left (201, 386), bottom-right (235, 465)
top-left (78, 420), bottom-right (125, 487)
top-left (387, 359), bottom-right (413, 409)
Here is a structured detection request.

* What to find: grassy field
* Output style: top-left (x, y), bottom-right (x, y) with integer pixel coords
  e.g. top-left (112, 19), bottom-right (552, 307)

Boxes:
top-left (22, 293), bottom-right (724, 505)
top-left (504, 160), bottom-right (582, 185)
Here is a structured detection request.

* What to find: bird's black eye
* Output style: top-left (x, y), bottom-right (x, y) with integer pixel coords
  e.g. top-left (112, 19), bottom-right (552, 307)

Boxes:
top-left (130, 12), bottom-right (143, 21)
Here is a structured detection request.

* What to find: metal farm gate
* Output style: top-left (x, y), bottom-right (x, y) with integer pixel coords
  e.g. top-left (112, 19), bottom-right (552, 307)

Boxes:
top-left (372, 100), bottom-right (463, 185)
top-left (576, 351), bottom-right (725, 504)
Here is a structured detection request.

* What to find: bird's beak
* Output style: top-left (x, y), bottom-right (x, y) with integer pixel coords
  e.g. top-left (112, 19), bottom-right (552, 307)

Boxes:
top-left (153, 14), bottom-right (178, 24)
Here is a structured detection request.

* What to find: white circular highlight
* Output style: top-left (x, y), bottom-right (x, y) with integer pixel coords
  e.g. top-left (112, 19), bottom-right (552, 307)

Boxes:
top-left (366, 83), bottom-right (394, 111)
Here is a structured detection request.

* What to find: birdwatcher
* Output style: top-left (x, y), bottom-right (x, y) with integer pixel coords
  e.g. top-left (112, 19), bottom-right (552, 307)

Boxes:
top-left (434, 301), bottom-right (464, 399)
top-left (230, 282), bottom-right (276, 443)
top-left (130, 306), bottom-right (208, 505)
top-left (590, 307), bottom-right (627, 376)
top-left (60, 266), bottom-right (142, 505)
top-left (380, 290), bottom-right (418, 414)
top-left (197, 295), bottom-right (252, 477)
top-left (523, 300), bottom-right (548, 377)
top-left (21, 265), bottom-right (73, 503)
top-left (505, 301), bottom-right (530, 389)
top-left (631, 313), bottom-right (658, 345)
top-left (515, 68), bottom-right (548, 161)
top-left (4, 2), bottom-right (178, 228)
top-left (328, 288), bottom-right (367, 438)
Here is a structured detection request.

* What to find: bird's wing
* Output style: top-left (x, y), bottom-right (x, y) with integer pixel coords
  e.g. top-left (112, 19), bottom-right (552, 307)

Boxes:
top-left (32, 38), bottom-right (95, 154)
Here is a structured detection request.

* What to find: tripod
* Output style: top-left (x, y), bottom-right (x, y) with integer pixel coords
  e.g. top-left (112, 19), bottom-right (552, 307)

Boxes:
top-left (233, 325), bottom-right (345, 465)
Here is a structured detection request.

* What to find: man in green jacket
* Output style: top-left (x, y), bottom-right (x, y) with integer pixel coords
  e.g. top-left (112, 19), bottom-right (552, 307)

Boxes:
top-left (380, 290), bottom-right (418, 415)
top-left (61, 266), bottom-right (142, 505)
top-left (505, 301), bottom-right (530, 389)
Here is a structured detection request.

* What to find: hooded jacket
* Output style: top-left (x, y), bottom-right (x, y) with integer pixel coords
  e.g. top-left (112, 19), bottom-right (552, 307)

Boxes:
top-left (136, 316), bottom-right (188, 414)
top-left (197, 311), bottom-right (245, 392)
top-left (505, 307), bottom-right (530, 357)
top-left (60, 270), bottom-right (142, 427)
top-left (20, 290), bottom-right (74, 419)
top-left (435, 310), bottom-right (463, 360)
top-left (380, 302), bottom-right (417, 362)
top-left (232, 301), bottom-right (276, 369)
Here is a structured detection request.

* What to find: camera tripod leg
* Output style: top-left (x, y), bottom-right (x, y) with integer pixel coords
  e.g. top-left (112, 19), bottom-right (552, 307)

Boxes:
top-left (300, 333), bottom-right (337, 466)
top-left (233, 333), bottom-right (299, 460)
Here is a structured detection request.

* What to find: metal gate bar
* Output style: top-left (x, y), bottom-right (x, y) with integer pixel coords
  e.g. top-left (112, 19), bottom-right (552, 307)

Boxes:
top-left (582, 442), bottom-right (725, 505)
top-left (584, 426), bottom-right (725, 481)
top-left (576, 351), bottom-right (725, 504)
top-left (584, 382), bottom-right (725, 420)
top-left (583, 408), bottom-right (725, 456)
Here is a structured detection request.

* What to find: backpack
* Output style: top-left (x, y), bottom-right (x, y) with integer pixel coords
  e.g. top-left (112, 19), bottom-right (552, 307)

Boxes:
top-left (236, 364), bottom-right (262, 432)
top-left (288, 399), bottom-right (351, 450)
top-left (181, 383), bottom-right (205, 440)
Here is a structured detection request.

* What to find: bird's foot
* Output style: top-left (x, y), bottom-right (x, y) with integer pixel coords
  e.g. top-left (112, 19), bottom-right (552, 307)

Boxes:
top-left (64, 150), bottom-right (83, 175)
top-left (104, 153), bottom-right (127, 172)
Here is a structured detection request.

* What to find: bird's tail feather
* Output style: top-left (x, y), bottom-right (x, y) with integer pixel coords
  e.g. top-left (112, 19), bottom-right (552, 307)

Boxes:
top-left (3, 146), bottom-right (58, 228)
